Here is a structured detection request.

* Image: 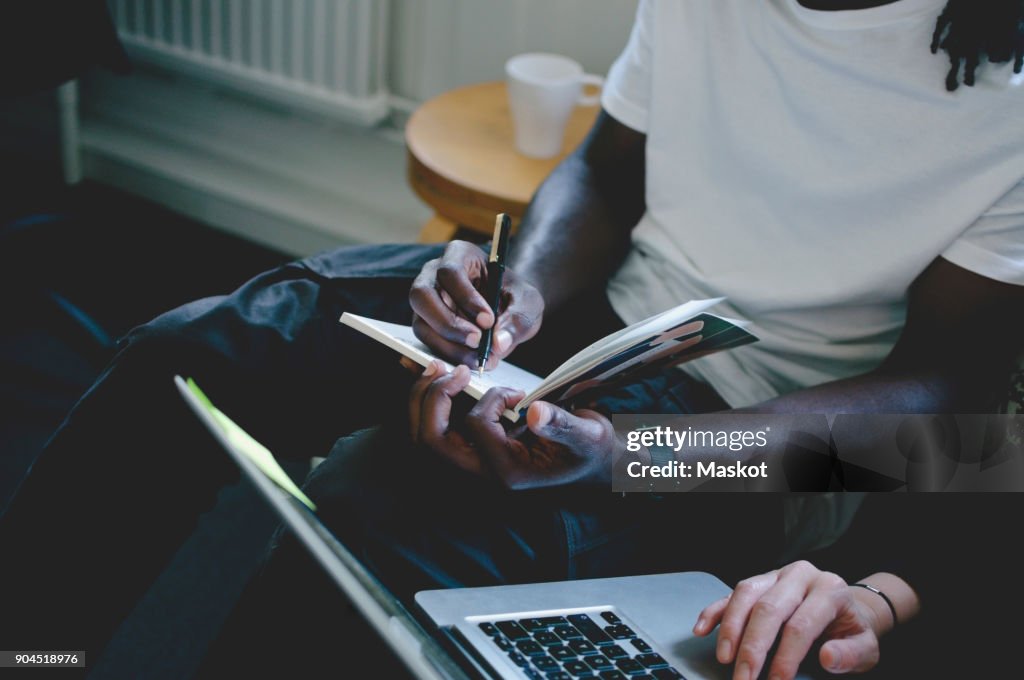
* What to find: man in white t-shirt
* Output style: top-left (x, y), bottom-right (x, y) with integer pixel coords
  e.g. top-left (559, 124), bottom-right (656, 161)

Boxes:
top-left (412, 0), bottom-right (1023, 411)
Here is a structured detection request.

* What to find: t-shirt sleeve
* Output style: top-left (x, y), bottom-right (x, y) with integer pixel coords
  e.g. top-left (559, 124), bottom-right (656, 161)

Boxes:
top-left (601, 0), bottom-right (654, 133)
top-left (941, 176), bottom-right (1024, 285)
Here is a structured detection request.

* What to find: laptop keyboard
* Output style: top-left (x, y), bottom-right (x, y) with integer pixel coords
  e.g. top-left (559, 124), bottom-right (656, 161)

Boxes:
top-left (478, 611), bottom-right (686, 679)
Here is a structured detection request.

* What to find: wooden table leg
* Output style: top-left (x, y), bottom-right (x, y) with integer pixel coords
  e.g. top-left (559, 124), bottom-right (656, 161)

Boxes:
top-left (418, 214), bottom-right (460, 243)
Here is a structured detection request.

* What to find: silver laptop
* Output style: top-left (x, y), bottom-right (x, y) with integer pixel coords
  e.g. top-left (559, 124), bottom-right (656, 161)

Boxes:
top-left (175, 376), bottom-right (734, 680)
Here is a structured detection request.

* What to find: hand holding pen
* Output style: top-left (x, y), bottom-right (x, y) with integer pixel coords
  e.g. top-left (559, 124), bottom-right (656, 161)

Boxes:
top-left (409, 220), bottom-right (545, 371)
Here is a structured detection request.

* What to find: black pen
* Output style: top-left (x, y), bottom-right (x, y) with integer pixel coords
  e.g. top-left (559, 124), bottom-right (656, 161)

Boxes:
top-left (477, 213), bottom-right (512, 376)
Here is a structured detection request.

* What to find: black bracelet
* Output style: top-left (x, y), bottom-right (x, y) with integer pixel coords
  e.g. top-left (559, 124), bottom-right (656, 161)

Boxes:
top-left (851, 582), bottom-right (898, 626)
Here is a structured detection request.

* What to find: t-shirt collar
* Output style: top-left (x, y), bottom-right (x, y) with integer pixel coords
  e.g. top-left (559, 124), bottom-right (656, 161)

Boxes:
top-left (782, 0), bottom-right (947, 30)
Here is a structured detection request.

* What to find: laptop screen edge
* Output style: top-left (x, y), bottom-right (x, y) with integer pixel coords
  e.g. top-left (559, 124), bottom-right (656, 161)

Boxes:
top-left (174, 375), bottom-right (469, 680)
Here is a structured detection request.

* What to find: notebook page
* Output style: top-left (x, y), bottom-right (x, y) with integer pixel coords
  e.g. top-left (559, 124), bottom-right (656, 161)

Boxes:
top-left (526, 298), bottom-right (726, 400)
top-left (340, 314), bottom-right (543, 420)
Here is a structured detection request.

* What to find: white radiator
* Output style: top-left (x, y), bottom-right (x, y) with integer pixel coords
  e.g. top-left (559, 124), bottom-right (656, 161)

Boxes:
top-left (109, 0), bottom-right (390, 125)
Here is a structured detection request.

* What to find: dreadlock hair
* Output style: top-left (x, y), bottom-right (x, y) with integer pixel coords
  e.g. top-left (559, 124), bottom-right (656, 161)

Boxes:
top-left (930, 0), bottom-right (1024, 91)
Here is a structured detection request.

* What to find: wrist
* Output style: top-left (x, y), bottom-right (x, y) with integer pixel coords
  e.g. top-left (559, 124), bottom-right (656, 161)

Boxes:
top-left (849, 571), bottom-right (920, 638)
top-left (849, 584), bottom-right (895, 637)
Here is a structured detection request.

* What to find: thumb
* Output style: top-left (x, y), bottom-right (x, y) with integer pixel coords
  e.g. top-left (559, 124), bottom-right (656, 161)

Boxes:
top-left (820, 632), bottom-right (880, 674)
top-left (527, 402), bottom-right (606, 448)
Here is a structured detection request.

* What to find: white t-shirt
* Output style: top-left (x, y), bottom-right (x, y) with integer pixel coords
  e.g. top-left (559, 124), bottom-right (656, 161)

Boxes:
top-left (603, 0), bottom-right (1024, 407)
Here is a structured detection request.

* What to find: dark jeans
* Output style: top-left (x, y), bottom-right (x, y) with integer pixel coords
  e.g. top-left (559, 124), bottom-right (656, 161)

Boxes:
top-left (0, 242), bottom-right (767, 664)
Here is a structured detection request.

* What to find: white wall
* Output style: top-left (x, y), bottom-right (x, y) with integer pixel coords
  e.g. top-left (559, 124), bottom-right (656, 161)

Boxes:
top-left (389, 0), bottom-right (638, 102)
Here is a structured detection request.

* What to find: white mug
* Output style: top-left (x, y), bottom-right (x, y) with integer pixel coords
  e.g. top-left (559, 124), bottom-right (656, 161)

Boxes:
top-left (505, 53), bottom-right (604, 159)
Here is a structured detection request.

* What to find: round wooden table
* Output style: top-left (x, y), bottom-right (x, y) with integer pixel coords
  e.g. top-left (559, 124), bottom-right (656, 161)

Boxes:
top-left (406, 81), bottom-right (599, 242)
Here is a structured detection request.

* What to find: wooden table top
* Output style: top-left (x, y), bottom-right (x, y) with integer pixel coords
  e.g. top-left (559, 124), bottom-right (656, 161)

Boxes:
top-left (406, 81), bottom-right (599, 234)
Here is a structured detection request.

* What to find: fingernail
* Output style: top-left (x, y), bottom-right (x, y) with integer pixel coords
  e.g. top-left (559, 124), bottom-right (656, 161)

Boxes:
top-left (532, 402), bottom-right (552, 428)
top-left (718, 639), bottom-right (732, 662)
top-left (734, 660), bottom-right (750, 680)
top-left (422, 362), bottom-right (438, 377)
top-left (827, 648), bottom-right (843, 671)
top-left (475, 311), bottom-right (492, 328)
top-left (693, 618), bottom-right (705, 634)
top-left (495, 330), bottom-right (512, 352)
top-left (466, 331), bottom-right (480, 348)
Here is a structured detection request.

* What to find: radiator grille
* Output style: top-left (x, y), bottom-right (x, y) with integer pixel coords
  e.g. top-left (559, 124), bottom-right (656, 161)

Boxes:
top-left (109, 0), bottom-right (390, 124)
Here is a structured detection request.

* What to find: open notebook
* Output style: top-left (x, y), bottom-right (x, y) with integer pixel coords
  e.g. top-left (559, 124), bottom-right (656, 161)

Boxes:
top-left (341, 298), bottom-right (756, 422)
